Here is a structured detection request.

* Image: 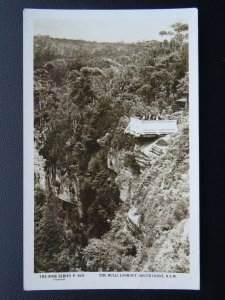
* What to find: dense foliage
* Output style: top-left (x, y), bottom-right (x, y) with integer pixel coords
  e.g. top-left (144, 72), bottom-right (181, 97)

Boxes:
top-left (34, 22), bottom-right (189, 272)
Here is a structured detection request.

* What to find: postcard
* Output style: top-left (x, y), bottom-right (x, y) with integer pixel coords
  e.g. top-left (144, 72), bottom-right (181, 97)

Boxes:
top-left (23, 8), bottom-right (199, 290)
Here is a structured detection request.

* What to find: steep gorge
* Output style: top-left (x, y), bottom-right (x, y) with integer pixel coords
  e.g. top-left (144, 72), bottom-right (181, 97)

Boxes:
top-left (83, 116), bottom-right (190, 272)
top-left (33, 32), bottom-right (190, 273)
top-left (34, 114), bottom-right (189, 272)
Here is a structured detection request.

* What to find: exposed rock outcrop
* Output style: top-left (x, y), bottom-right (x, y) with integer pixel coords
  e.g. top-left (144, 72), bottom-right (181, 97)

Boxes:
top-left (107, 149), bottom-right (139, 202)
top-left (102, 119), bottom-right (190, 273)
top-left (34, 136), bottom-right (82, 215)
top-left (128, 206), bottom-right (140, 227)
top-left (134, 135), bottom-right (171, 172)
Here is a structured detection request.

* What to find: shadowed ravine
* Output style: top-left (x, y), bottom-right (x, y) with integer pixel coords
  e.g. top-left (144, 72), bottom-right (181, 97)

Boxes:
top-left (34, 29), bottom-right (190, 272)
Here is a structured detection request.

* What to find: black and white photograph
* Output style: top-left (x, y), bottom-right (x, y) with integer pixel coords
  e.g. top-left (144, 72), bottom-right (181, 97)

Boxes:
top-left (23, 8), bottom-right (199, 290)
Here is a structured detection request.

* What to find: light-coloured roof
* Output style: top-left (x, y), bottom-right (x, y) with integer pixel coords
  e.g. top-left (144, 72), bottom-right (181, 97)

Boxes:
top-left (124, 117), bottom-right (177, 137)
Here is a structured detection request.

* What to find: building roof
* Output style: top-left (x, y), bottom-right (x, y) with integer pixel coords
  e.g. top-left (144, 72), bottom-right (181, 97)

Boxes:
top-left (124, 117), bottom-right (177, 137)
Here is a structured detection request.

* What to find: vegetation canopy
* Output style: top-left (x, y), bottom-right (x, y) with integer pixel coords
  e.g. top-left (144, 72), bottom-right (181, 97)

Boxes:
top-left (34, 22), bottom-right (190, 272)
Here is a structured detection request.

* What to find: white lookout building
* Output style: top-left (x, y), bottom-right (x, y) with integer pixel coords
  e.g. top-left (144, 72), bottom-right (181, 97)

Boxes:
top-left (124, 117), bottom-right (177, 138)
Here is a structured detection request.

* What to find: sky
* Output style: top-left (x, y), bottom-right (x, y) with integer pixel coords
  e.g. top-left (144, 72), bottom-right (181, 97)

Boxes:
top-left (33, 9), bottom-right (189, 43)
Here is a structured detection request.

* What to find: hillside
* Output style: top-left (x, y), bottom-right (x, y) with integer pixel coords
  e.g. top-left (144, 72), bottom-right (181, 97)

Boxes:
top-left (34, 23), bottom-right (190, 273)
top-left (84, 118), bottom-right (189, 272)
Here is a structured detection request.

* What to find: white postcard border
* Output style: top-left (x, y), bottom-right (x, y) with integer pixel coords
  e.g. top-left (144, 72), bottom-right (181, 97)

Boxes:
top-left (23, 8), bottom-right (199, 290)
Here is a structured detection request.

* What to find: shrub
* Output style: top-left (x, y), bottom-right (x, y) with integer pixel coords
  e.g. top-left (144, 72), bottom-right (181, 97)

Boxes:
top-left (121, 255), bottom-right (132, 271)
top-left (145, 231), bottom-right (155, 247)
top-left (124, 153), bottom-right (140, 174)
top-left (83, 239), bottom-right (123, 271)
top-left (35, 189), bottom-right (46, 206)
top-left (173, 200), bottom-right (189, 221)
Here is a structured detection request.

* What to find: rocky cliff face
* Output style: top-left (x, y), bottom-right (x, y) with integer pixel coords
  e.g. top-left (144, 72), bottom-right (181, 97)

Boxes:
top-left (34, 138), bottom-right (84, 272)
top-left (34, 140), bottom-right (81, 211)
top-left (47, 165), bottom-right (82, 213)
top-left (99, 118), bottom-right (190, 272)
top-left (35, 118), bottom-right (190, 273)
top-left (134, 135), bottom-right (170, 172)
top-left (107, 149), bottom-right (139, 202)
